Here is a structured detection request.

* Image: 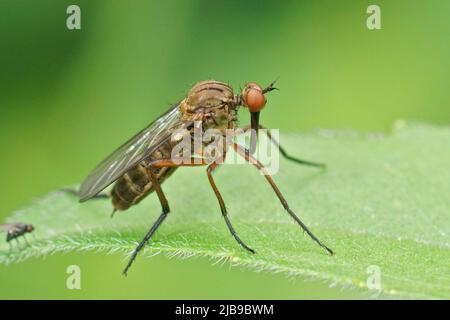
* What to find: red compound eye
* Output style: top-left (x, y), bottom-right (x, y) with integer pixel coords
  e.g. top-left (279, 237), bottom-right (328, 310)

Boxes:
top-left (243, 83), bottom-right (266, 112)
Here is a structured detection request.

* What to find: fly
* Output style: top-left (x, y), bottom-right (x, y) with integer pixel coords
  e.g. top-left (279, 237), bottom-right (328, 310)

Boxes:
top-left (0, 222), bottom-right (35, 248)
top-left (78, 79), bottom-right (334, 275)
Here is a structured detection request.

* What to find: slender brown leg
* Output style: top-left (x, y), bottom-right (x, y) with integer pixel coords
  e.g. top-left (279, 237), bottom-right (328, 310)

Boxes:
top-left (232, 143), bottom-right (333, 255)
top-left (122, 158), bottom-right (208, 276)
top-left (238, 124), bottom-right (326, 168)
top-left (122, 166), bottom-right (170, 276)
top-left (207, 162), bottom-right (255, 253)
top-left (22, 235), bottom-right (30, 246)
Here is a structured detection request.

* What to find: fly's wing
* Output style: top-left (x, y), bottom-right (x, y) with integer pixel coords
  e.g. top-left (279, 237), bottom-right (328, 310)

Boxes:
top-left (0, 223), bottom-right (23, 233)
top-left (0, 224), bottom-right (11, 232)
top-left (78, 103), bottom-right (184, 202)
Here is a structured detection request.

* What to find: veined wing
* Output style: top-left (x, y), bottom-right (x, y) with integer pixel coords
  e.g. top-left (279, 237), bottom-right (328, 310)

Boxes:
top-left (78, 103), bottom-right (184, 202)
top-left (0, 224), bottom-right (11, 232)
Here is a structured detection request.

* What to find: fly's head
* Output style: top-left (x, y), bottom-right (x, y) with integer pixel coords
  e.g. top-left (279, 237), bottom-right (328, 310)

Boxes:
top-left (25, 224), bottom-right (34, 234)
top-left (236, 80), bottom-right (278, 133)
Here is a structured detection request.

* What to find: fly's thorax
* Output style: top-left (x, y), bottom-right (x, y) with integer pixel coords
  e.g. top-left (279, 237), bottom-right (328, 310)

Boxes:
top-left (6, 224), bottom-right (26, 242)
top-left (197, 106), bottom-right (237, 162)
top-left (179, 80), bottom-right (238, 132)
top-left (180, 80), bottom-right (235, 114)
top-left (203, 105), bottom-right (238, 131)
top-left (187, 80), bottom-right (234, 107)
top-left (174, 80), bottom-right (241, 163)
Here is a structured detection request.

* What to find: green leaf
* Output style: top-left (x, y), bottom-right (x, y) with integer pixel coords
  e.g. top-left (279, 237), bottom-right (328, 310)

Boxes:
top-left (1, 122), bottom-right (449, 299)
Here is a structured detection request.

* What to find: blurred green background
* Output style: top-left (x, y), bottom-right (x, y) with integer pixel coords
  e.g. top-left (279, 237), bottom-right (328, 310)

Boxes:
top-left (0, 0), bottom-right (448, 299)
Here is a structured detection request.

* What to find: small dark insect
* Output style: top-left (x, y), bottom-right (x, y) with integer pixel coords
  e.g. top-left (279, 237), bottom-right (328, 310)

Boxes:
top-left (0, 223), bottom-right (35, 247)
top-left (78, 79), bottom-right (333, 275)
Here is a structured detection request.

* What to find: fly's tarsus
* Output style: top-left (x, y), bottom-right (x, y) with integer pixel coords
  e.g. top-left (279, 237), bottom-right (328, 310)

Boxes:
top-left (122, 166), bottom-right (171, 276)
top-left (207, 162), bottom-right (256, 254)
top-left (260, 124), bottom-right (326, 169)
top-left (269, 131), bottom-right (326, 168)
top-left (279, 151), bottom-right (327, 169)
top-left (285, 206), bottom-right (334, 255)
top-left (224, 214), bottom-right (256, 254)
top-left (232, 143), bottom-right (334, 256)
top-left (238, 124), bottom-right (326, 169)
top-left (122, 211), bottom-right (168, 276)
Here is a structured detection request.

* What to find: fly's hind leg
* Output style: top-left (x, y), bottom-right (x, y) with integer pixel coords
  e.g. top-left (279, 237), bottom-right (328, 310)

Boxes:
top-left (122, 166), bottom-right (170, 276)
top-left (207, 162), bottom-right (255, 254)
top-left (122, 158), bottom-right (208, 276)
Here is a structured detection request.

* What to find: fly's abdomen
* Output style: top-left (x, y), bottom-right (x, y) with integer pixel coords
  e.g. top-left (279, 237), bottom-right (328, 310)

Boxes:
top-left (111, 142), bottom-right (176, 211)
top-left (111, 163), bottom-right (149, 211)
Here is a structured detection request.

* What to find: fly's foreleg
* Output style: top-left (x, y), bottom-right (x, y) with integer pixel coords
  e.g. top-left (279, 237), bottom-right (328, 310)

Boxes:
top-left (122, 158), bottom-right (208, 276)
top-left (232, 143), bottom-right (333, 255)
top-left (238, 125), bottom-right (326, 168)
top-left (207, 162), bottom-right (255, 254)
top-left (22, 235), bottom-right (30, 246)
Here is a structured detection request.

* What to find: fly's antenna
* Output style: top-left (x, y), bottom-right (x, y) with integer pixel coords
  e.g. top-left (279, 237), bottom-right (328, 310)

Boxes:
top-left (263, 78), bottom-right (279, 94)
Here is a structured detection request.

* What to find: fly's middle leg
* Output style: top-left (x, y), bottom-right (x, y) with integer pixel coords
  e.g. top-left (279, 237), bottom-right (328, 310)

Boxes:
top-left (207, 162), bottom-right (255, 254)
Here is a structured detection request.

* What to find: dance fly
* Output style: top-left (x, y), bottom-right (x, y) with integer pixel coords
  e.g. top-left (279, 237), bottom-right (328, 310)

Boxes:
top-left (78, 80), bottom-right (333, 275)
